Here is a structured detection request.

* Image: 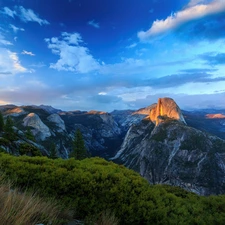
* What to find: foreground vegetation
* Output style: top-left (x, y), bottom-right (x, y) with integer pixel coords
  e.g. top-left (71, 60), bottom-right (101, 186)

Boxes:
top-left (0, 153), bottom-right (225, 224)
top-left (0, 180), bottom-right (72, 225)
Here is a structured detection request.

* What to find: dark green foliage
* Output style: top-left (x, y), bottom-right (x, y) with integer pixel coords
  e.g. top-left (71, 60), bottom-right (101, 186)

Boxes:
top-left (1, 153), bottom-right (225, 224)
top-left (25, 127), bottom-right (35, 142)
top-left (0, 111), bottom-right (4, 132)
top-left (0, 147), bottom-right (6, 153)
top-left (0, 137), bottom-right (10, 146)
top-left (49, 142), bottom-right (58, 159)
top-left (3, 116), bottom-right (17, 141)
top-left (19, 143), bottom-right (42, 156)
top-left (70, 129), bottom-right (88, 160)
top-left (4, 116), bottom-right (14, 133)
top-left (180, 133), bottom-right (207, 151)
top-left (151, 129), bottom-right (167, 142)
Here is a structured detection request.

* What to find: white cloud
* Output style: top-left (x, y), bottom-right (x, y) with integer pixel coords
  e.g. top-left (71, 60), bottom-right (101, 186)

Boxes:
top-left (2, 7), bottom-right (16, 18)
top-left (88, 20), bottom-right (100, 29)
top-left (0, 48), bottom-right (27, 75)
top-left (10, 24), bottom-right (25, 33)
top-left (0, 34), bottom-right (13, 46)
top-left (45, 32), bottom-right (100, 73)
top-left (22, 50), bottom-right (35, 56)
top-left (1, 6), bottom-right (49, 26)
top-left (138, 0), bottom-right (225, 41)
top-left (18, 6), bottom-right (50, 25)
top-left (126, 43), bottom-right (137, 49)
top-left (98, 92), bottom-right (107, 95)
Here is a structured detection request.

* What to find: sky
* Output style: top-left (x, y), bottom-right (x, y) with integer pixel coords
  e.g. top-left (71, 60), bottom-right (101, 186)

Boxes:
top-left (1, 0), bottom-right (225, 112)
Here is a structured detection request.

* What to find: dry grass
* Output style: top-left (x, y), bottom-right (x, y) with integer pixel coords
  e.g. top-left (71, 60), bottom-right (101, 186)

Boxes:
top-left (95, 210), bottom-right (119, 225)
top-left (0, 182), bottom-right (72, 225)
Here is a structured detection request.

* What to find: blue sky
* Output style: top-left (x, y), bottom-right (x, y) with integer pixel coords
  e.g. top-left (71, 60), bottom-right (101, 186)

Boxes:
top-left (1, 0), bottom-right (225, 111)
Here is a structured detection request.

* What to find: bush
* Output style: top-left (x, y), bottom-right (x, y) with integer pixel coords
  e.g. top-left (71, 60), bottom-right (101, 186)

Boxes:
top-left (0, 153), bottom-right (225, 224)
top-left (19, 143), bottom-right (42, 156)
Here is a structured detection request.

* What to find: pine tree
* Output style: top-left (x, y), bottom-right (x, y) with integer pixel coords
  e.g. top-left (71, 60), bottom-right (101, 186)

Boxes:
top-left (49, 142), bottom-right (58, 159)
top-left (4, 116), bottom-right (16, 141)
top-left (0, 111), bottom-right (4, 132)
top-left (4, 116), bottom-right (14, 133)
top-left (25, 127), bottom-right (35, 142)
top-left (70, 129), bottom-right (88, 160)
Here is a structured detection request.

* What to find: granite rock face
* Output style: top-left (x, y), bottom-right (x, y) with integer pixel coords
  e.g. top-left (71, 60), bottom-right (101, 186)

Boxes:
top-left (47, 113), bottom-right (66, 133)
top-left (23, 113), bottom-right (51, 141)
top-left (149, 98), bottom-right (186, 125)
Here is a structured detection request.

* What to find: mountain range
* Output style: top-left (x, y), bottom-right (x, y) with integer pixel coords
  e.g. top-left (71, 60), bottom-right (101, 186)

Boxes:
top-left (0, 97), bottom-right (225, 195)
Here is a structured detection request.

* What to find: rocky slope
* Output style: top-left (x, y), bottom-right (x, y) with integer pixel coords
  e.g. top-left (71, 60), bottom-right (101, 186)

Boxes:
top-left (113, 98), bottom-right (225, 195)
top-left (0, 106), bottom-right (123, 158)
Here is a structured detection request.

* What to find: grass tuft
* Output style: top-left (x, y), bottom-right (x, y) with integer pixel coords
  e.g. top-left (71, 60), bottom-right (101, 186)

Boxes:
top-left (0, 181), bottom-right (72, 225)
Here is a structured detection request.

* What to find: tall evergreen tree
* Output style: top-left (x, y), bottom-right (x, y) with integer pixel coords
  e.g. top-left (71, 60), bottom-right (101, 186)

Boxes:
top-left (0, 111), bottom-right (4, 132)
top-left (25, 127), bottom-right (35, 142)
top-left (4, 116), bottom-right (16, 141)
top-left (49, 142), bottom-right (58, 159)
top-left (70, 129), bottom-right (88, 160)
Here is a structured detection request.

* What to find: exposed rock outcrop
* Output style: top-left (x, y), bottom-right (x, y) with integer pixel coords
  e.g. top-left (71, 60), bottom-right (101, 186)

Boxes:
top-left (47, 114), bottom-right (66, 133)
top-left (5, 107), bottom-right (26, 117)
top-left (206, 114), bottom-right (225, 119)
top-left (23, 113), bottom-right (51, 140)
top-left (149, 98), bottom-right (186, 125)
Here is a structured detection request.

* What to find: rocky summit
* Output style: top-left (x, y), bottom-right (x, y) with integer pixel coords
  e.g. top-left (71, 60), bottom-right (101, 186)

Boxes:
top-left (113, 98), bottom-right (225, 195)
top-left (149, 97), bottom-right (186, 125)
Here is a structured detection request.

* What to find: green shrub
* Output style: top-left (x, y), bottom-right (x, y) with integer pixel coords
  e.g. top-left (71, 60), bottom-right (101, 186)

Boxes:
top-left (0, 153), bottom-right (225, 224)
top-left (19, 143), bottom-right (42, 156)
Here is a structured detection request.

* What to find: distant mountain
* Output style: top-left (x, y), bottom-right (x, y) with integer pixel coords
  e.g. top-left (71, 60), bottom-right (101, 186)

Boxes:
top-left (183, 109), bottom-right (225, 140)
top-left (112, 98), bottom-right (225, 195)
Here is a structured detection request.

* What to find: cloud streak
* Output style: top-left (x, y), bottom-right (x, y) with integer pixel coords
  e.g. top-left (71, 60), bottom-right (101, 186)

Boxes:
top-left (22, 50), bottom-right (35, 56)
top-left (9, 24), bottom-right (25, 33)
top-left (138, 0), bottom-right (225, 41)
top-left (2, 6), bottom-right (49, 25)
top-left (200, 52), bottom-right (225, 65)
top-left (88, 20), bottom-right (100, 28)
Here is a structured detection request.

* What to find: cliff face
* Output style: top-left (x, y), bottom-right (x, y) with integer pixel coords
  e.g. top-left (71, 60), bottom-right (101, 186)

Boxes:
top-left (149, 98), bottom-right (186, 125)
top-left (113, 98), bottom-right (225, 196)
top-left (113, 118), bottom-right (225, 195)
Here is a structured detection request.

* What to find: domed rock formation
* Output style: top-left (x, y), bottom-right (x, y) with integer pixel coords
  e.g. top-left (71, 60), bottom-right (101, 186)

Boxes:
top-left (149, 97), bottom-right (186, 125)
top-left (23, 113), bottom-right (51, 140)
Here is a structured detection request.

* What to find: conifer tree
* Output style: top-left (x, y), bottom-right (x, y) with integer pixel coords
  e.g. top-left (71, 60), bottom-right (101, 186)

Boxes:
top-left (0, 111), bottom-right (4, 132)
top-left (4, 116), bottom-right (16, 141)
top-left (25, 127), bottom-right (35, 142)
top-left (49, 142), bottom-right (58, 159)
top-left (4, 116), bottom-right (14, 133)
top-left (70, 129), bottom-right (88, 160)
